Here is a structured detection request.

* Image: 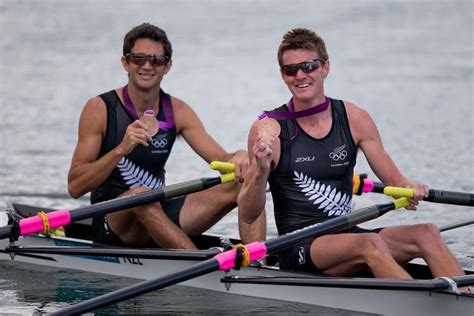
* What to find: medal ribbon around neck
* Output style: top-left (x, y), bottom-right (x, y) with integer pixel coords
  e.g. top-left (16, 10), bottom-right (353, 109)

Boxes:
top-left (122, 85), bottom-right (173, 131)
top-left (258, 96), bottom-right (330, 120)
top-left (257, 96), bottom-right (330, 140)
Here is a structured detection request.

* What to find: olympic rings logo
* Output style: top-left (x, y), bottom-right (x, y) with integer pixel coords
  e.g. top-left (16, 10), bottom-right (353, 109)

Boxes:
top-left (329, 150), bottom-right (347, 161)
top-left (151, 137), bottom-right (168, 148)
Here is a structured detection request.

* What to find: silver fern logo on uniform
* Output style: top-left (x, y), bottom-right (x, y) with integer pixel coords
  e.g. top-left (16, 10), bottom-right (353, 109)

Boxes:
top-left (117, 157), bottom-right (164, 190)
top-left (293, 171), bottom-right (352, 216)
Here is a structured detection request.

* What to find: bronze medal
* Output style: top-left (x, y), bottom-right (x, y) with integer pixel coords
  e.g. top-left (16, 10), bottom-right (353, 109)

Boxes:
top-left (140, 110), bottom-right (159, 137)
top-left (258, 117), bottom-right (280, 138)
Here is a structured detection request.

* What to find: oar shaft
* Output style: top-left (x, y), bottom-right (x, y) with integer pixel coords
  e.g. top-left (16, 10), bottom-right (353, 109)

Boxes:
top-left (0, 176), bottom-right (226, 240)
top-left (70, 177), bottom-right (221, 222)
top-left (0, 225), bottom-right (15, 240)
top-left (359, 178), bottom-right (474, 206)
top-left (439, 218), bottom-right (474, 232)
top-left (425, 189), bottom-right (474, 206)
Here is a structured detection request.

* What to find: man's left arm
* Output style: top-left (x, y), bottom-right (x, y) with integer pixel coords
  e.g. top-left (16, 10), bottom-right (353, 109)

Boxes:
top-left (173, 98), bottom-right (248, 180)
top-left (346, 102), bottom-right (428, 204)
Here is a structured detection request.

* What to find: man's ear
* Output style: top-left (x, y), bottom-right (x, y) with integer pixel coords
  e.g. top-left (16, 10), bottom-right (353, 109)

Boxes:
top-left (121, 56), bottom-right (130, 73)
top-left (163, 59), bottom-right (173, 75)
top-left (323, 60), bottom-right (330, 78)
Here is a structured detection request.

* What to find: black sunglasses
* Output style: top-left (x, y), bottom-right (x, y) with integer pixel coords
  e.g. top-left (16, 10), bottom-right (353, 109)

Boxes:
top-left (280, 59), bottom-right (325, 76)
top-left (125, 53), bottom-right (169, 67)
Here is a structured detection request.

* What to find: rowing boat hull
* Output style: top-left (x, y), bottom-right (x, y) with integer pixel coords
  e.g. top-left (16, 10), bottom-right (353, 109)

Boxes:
top-left (1, 232), bottom-right (472, 315)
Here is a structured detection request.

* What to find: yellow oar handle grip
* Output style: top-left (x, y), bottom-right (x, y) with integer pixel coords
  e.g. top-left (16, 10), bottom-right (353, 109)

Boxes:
top-left (384, 186), bottom-right (415, 198)
top-left (393, 197), bottom-right (410, 209)
top-left (210, 161), bottom-right (235, 174)
top-left (220, 172), bottom-right (236, 184)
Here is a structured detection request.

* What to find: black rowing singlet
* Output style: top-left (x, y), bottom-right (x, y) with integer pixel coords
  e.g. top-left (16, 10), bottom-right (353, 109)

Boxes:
top-left (90, 89), bottom-right (177, 204)
top-left (268, 99), bottom-right (357, 235)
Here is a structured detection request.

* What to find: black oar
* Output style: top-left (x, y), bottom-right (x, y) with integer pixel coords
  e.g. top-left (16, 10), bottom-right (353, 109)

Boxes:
top-left (53, 197), bottom-right (410, 315)
top-left (0, 161), bottom-right (235, 240)
top-left (5, 245), bottom-right (221, 260)
top-left (353, 174), bottom-right (474, 206)
top-left (439, 218), bottom-right (474, 232)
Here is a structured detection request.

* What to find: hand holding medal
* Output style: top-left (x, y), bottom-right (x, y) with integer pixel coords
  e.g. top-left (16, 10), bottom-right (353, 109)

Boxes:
top-left (255, 117), bottom-right (279, 170)
top-left (257, 117), bottom-right (280, 165)
top-left (140, 109), bottom-right (160, 137)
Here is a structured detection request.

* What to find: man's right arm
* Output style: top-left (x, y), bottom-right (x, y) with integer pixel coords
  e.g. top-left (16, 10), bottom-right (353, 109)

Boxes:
top-left (238, 121), bottom-right (278, 224)
top-left (67, 97), bottom-right (121, 198)
top-left (67, 96), bottom-right (152, 198)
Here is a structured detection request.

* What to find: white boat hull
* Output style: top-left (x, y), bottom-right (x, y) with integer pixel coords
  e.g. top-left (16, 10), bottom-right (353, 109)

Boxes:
top-left (1, 233), bottom-right (472, 315)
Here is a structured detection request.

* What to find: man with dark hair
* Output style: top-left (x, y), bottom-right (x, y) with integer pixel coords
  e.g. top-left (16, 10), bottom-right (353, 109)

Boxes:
top-left (68, 23), bottom-right (266, 249)
top-left (238, 27), bottom-right (464, 281)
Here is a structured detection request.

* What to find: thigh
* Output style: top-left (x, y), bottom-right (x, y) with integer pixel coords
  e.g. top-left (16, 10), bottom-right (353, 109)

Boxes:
top-left (91, 215), bottom-right (126, 246)
top-left (179, 182), bottom-right (238, 236)
top-left (378, 225), bottom-right (422, 263)
top-left (278, 240), bottom-right (320, 273)
top-left (106, 188), bottom-right (151, 245)
top-left (310, 233), bottom-right (373, 276)
top-left (161, 196), bottom-right (186, 227)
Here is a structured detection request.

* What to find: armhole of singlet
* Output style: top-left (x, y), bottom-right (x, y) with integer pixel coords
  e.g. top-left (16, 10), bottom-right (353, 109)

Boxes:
top-left (335, 99), bottom-right (357, 153)
top-left (161, 90), bottom-right (174, 124)
top-left (98, 91), bottom-right (118, 158)
top-left (158, 91), bottom-right (178, 145)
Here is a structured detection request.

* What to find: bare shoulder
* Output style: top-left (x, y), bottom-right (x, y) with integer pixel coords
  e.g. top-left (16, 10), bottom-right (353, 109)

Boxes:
top-left (169, 95), bottom-right (197, 117)
top-left (342, 100), bottom-right (377, 142)
top-left (79, 96), bottom-right (107, 133)
top-left (343, 100), bottom-right (370, 121)
top-left (169, 95), bottom-right (186, 110)
top-left (82, 96), bottom-right (106, 116)
top-left (169, 95), bottom-right (202, 133)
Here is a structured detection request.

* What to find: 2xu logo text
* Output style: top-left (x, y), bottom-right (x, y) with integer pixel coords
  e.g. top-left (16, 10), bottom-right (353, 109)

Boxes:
top-left (295, 156), bottom-right (315, 163)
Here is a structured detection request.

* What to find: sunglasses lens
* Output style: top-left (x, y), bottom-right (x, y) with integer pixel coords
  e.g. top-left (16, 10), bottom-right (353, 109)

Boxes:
top-left (133, 56), bottom-right (148, 66)
top-left (151, 56), bottom-right (167, 67)
top-left (302, 61), bottom-right (319, 73)
top-left (127, 54), bottom-right (168, 67)
top-left (281, 59), bottom-right (322, 76)
top-left (282, 65), bottom-right (298, 76)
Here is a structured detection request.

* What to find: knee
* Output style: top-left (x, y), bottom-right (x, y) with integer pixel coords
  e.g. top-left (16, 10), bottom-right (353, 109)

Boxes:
top-left (414, 223), bottom-right (443, 248)
top-left (125, 187), bottom-right (166, 219)
top-left (126, 186), bottom-right (149, 195)
top-left (359, 233), bottom-right (391, 259)
top-left (224, 182), bottom-right (240, 201)
top-left (214, 181), bottom-right (240, 207)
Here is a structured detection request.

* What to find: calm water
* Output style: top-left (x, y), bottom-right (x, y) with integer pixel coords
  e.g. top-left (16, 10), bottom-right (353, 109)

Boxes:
top-left (0, 0), bottom-right (473, 314)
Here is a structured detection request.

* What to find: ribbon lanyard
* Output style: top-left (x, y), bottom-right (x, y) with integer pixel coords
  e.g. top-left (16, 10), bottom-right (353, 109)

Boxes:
top-left (258, 96), bottom-right (330, 120)
top-left (122, 85), bottom-right (173, 131)
top-left (257, 96), bottom-right (330, 139)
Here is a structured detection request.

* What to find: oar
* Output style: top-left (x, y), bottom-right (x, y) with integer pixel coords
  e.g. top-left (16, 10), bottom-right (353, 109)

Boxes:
top-left (52, 197), bottom-right (410, 315)
top-left (353, 174), bottom-right (474, 206)
top-left (439, 218), bottom-right (474, 232)
top-left (0, 161), bottom-right (235, 240)
top-left (5, 245), bottom-right (221, 260)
